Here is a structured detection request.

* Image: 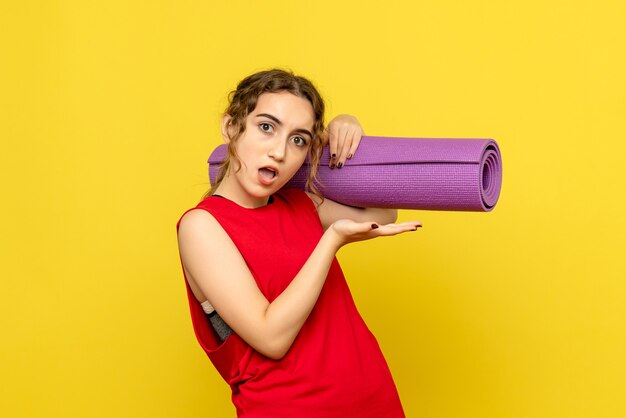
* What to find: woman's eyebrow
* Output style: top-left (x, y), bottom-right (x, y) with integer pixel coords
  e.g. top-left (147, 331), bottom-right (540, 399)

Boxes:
top-left (255, 113), bottom-right (313, 138)
top-left (256, 113), bottom-right (282, 125)
top-left (294, 129), bottom-right (313, 139)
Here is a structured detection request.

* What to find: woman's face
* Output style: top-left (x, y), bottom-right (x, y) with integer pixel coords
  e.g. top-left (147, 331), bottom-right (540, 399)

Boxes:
top-left (220, 91), bottom-right (315, 208)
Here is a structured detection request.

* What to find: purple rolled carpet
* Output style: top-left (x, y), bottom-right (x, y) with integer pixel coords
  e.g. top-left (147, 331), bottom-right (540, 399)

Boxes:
top-left (208, 136), bottom-right (502, 211)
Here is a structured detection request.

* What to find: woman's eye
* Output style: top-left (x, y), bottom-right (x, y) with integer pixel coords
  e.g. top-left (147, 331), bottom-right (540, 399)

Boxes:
top-left (291, 136), bottom-right (307, 147)
top-left (259, 123), bottom-right (273, 133)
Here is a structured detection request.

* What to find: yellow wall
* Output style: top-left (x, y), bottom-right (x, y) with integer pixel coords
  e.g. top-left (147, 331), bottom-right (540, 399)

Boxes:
top-left (2, 1), bottom-right (625, 417)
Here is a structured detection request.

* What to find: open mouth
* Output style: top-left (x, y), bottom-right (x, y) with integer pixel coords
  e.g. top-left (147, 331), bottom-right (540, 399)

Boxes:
top-left (259, 167), bottom-right (278, 182)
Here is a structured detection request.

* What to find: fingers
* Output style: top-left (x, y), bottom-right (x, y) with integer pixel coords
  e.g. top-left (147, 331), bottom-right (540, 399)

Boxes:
top-left (333, 219), bottom-right (378, 235)
top-left (346, 131), bottom-right (362, 161)
top-left (334, 128), bottom-right (349, 168)
top-left (336, 128), bottom-right (355, 168)
top-left (372, 221), bottom-right (423, 236)
top-left (326, 115), bottom-right (364, 169)
top-left (327, 128), bottom-right (338, 168)
top-left (329, 127), bottom-right (361, 168)
top-left (334, 220), bottom-right (422, 239)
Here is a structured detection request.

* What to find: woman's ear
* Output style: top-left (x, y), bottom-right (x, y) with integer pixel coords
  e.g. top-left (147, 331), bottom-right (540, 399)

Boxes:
top-left (221, 114), bottom-right (233, 143)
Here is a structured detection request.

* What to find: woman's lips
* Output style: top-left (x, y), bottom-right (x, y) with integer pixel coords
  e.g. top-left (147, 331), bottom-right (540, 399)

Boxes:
top-left (258, 167), bottom-right (278, 185)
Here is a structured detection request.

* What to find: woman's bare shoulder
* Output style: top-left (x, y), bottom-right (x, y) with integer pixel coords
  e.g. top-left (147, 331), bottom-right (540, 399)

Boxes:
top-left (178, 207), bottom-right (215, 228)
top-left (177, 208), bottom-right (230, 247)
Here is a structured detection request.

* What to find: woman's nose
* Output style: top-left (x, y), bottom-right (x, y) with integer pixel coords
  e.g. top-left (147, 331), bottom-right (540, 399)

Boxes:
top-left (268, 138), bottom-right (287, 161)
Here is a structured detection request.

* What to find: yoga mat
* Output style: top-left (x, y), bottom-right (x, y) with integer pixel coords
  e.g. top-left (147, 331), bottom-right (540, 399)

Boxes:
top-left (208, 136), bottom-right (502, 211)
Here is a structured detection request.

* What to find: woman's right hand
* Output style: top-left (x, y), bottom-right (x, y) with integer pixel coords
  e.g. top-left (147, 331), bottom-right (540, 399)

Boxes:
top-left (328, 219), bottom-right (422, 248)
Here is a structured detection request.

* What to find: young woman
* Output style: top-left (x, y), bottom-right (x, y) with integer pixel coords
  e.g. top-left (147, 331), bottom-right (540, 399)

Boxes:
top-left (176, 69), bottom-right (422, 417)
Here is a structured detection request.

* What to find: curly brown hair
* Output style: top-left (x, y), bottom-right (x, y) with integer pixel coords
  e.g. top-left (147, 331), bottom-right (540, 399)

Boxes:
top-left (204, 69), bottom-right (326, 200)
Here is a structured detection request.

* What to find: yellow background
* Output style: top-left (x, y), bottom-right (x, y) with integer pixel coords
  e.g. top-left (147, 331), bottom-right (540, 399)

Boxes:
top-left (2, 1), bottom-right (625, 417)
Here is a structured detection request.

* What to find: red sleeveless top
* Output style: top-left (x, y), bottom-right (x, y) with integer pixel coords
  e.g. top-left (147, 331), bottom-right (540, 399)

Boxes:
top-left (176, 188), bottom-right (405, 417)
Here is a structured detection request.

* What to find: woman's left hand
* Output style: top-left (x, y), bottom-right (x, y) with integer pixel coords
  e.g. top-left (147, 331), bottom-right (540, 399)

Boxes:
top-left (324, 114), bottom-right (364, 169)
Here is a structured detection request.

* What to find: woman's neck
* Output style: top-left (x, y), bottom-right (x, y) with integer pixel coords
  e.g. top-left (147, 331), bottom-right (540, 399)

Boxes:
top-left (214, 176), bottom-right (271, 209)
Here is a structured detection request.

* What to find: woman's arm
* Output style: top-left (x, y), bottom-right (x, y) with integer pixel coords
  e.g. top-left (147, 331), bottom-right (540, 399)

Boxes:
top-left (307, 193), bottom-right (397, 230)
top-left (177, 209), bottom-right (419, 360)
top-left (318, 114), bottom-right (398, 228)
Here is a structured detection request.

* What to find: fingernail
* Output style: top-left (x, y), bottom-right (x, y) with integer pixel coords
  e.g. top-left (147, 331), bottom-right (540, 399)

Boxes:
top-left (337, 162), bottom-right (343, 168)
top-left (331, 153), bottom-right (337, 159)
top-left (330, 164), bottom-right (335, 169)
top-left (347, 153), bottom-right (352, 159)
top-left (371, 223), bottom-right (379, 229)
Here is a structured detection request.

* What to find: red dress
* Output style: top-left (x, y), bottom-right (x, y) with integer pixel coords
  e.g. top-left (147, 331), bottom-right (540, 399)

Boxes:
top-left (176, 188), bottom-right (405, 417)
